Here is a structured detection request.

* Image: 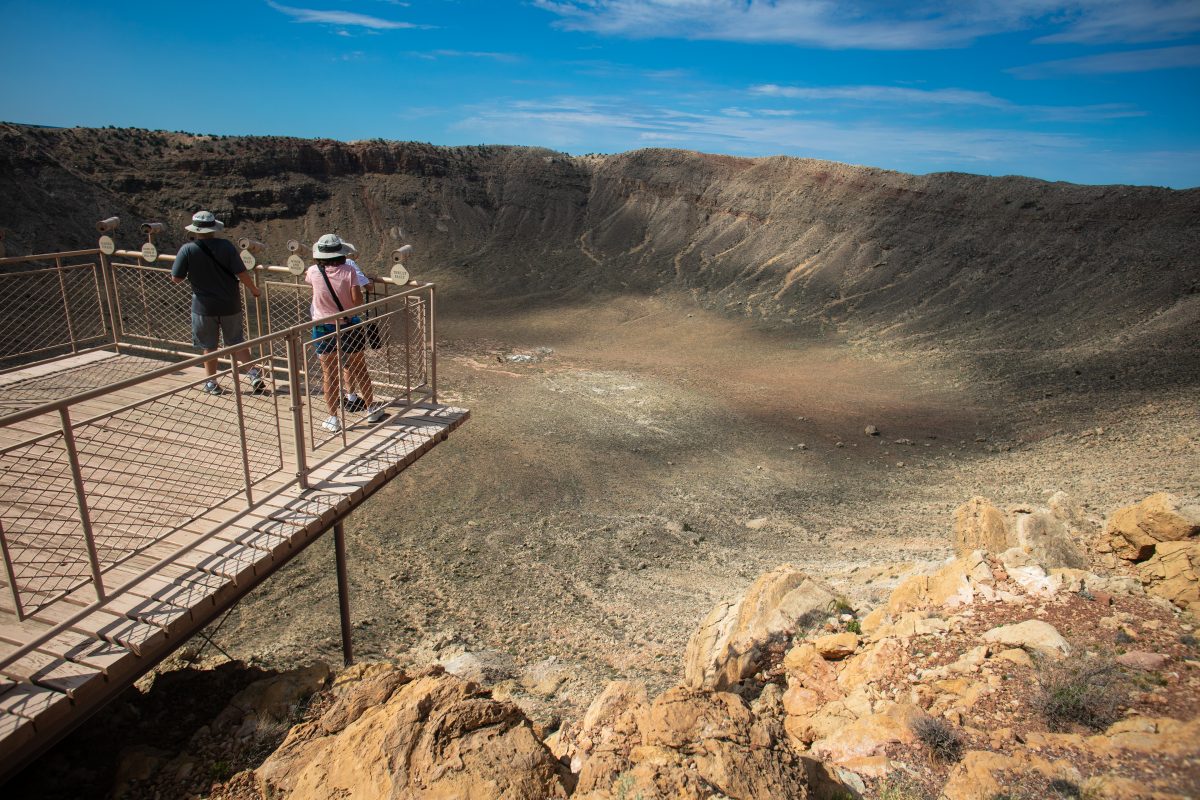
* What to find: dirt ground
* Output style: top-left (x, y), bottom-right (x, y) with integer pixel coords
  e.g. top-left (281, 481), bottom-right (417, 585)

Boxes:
top-left (202, 288), bottom-right (1198, 724)
top-left (9, 288), bottom-right (1198, 800)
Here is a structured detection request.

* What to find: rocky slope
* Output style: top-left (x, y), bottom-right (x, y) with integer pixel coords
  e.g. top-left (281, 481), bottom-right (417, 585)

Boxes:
top-left (12, 491), bottom-right (1197, 799)
top-left (1, 123), bottom-right (1197, 392)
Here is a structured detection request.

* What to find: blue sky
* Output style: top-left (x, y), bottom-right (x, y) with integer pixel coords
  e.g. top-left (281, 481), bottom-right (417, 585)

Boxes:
top-left (1, 1), bottom-right (1198, 186)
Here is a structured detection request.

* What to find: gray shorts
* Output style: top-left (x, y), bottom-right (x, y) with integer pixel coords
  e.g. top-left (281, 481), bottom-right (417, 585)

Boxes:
top-left (192, 312), bottom-right (245, 350)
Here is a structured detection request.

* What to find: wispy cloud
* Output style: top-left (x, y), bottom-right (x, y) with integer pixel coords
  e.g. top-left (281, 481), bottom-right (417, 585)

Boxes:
top-left (751, 83), bottom-right (1144, 121)
top-left (451, 96), bottom-right (1086, 164)
top-left (533, 1), bottom-right (1200, 49)
top-left (267, 1), bottom-right (422, 30)
top-left (1010, 44), bottom-right (1200, 77)
top-left (411, 49), bottom-right (521, 63)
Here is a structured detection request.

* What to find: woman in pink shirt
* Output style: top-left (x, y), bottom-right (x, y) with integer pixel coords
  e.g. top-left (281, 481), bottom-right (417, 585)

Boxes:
top-left (306, 234), bottom-right (384, 432)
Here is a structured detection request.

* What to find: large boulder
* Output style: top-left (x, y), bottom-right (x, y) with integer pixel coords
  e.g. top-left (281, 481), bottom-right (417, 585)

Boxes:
top-left (953, 497), bottom-right (1012, 557)
top-left (1011, 508), bottom-right (1087, 569)
top-left (1138, 540), bottom-right (1200, 609)
top-left (255, 666), bottom-right (569, 799)
top-left (886, 551), bottom-right (992, 615)
top-left (683, 565), bottom-right (837, 690)
top-left (575, 687), bottom-right (809, 800)
top-left (981, 620), bottom-right (1071, 659)
top-left (1103, 492), bottom-right (1200, 562)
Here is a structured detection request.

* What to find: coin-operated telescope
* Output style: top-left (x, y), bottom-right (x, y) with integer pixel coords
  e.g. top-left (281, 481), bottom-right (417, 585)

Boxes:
top-left (96, 217), bottom-right (120, 255)
top-left (285, 239), bottom-right (307, 276)
top-left (239, 238), bottom-right (266, 269)
top-left (139, 221), bottom-right (165, 263)
top-left (389, 244), bottom-right (414, 284)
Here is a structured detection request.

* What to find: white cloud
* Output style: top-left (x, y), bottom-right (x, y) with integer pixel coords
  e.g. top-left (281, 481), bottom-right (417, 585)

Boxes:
top-left (267, 1), bottom-right (422, 30)
top-left (750, 83), bottom-right (1144, 121)
top-left (451, 96), bottom-right (1085, 163)
top-left (533, 1), bottom-right (1200, 49)
top-left (1010, 44), bottom-right (1200, 77)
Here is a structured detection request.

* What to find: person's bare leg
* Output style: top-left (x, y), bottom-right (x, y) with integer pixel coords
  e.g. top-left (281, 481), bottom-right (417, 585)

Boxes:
top-left (347, 352), bottom-right (374, 407)
top-left (203, 350), bottom-right (218, 377)
top-left (320, 352), bottom-right (341, 417)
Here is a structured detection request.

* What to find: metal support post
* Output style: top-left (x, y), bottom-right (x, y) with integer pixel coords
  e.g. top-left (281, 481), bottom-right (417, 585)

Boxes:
top-left (59, 408), bottom-right (106, 603)
top-left (333, 520), bottom-right (354, 667)
top-left (428, 285), bottom-right (437, 403)
top-left (285, 331), bottom-right (309, 489)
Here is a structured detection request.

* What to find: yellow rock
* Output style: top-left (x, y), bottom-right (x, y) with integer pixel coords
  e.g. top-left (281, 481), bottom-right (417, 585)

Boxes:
top-left (1138, 540), bottom-right (1200, 609)
top-left (1105, 492), bottom-right (1200, 562)
top-left (953, 497), bottom-right (1012, 557)
top-left (813, 632), bottom-right (860, 660)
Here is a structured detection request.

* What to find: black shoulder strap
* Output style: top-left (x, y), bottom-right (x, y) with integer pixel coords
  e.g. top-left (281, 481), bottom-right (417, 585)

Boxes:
top-left (195, 240), bottom-right (237, 283)
top-left (316, 264), bottom-right (352, 324)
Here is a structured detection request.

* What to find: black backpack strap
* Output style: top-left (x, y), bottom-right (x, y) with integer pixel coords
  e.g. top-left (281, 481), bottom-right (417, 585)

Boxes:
top-left (195, 240), bottom-right (238, 283)
top-left (316, 264), bottom-right (353, 326)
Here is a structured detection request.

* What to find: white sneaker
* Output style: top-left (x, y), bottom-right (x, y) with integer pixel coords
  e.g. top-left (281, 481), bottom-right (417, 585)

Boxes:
top-left (321, 415), bottom-right (341, 433)
top-left (247, 367), bottom-right (267, 394)
top-left (366, 403), bottom-right (386, 423)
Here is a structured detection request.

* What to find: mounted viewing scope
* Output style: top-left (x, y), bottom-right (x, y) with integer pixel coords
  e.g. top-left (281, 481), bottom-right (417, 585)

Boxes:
top-left (239, 238), bottom-right (266, 254)
top-left (140, 221), bottom-right (166, 236)
top-left (96, 217), bottom-right (120, 233)
top-left (287, 239), bottom-right (302, 253)
top-left (392, 244), bottom-right (413, 263)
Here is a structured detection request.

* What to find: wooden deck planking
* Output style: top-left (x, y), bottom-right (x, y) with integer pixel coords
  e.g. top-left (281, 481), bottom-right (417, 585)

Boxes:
top-left (0, 350), bottom-right (468, 780)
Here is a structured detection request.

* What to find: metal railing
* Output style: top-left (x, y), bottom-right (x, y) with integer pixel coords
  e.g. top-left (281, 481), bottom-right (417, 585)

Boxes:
top-left (0, 246), bottom-right (438, 629)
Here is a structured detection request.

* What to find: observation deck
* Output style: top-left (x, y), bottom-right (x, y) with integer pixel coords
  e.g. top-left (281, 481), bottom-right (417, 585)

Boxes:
top-left (0, 243), bottom-right (467, 781)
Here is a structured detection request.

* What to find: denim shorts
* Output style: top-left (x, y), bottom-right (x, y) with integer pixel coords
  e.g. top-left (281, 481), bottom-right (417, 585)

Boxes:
top-left (312, 316), bottom-right (365, 355)
top-left (192, 312), bottom-right (245, 350)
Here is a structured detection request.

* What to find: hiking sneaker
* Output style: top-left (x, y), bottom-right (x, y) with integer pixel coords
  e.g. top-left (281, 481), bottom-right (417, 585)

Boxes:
top-left (342, 392), bottom-right (366, 412)
top-left (202, 380), bottom-right (224, 396)
top-left (321, 415), bottom-right (342, 433)
top-left (366, 403), bottom-right (387, 423)
top-left (247, 368), bottom-right (267, 395)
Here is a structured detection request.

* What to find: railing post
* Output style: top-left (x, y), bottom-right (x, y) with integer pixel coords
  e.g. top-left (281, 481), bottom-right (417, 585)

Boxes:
top-left (54, 257), bottom-right (79, 354)
top-left (59, 408), bottom-right (106, 603)
top-left (229, 352), bottom-right (255, 509)
top-left (0, 519), bottom-right (25, 620)
top-left (428, 285), bottom-right (437, 403)
top-left (98, 249), bottom-right (123, 352)
top-left (334, 519), bottom-right (354, 667)
top-left (404, 297), bottom-right (412, 406)
top-left (285, 330), bottom-right (309, 489)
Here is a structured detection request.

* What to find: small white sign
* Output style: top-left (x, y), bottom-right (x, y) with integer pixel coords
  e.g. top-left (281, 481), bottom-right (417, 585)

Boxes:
top-left (141, 242), bottom-right (158, 263)
top-left (287, 254), bottom-right (306, 275)
top-left (390, 263), bottom-right (410, 284)
top-left (98, 235), bottom-right (116, 255)
top-left (240, 250), bottom-right (256, 269)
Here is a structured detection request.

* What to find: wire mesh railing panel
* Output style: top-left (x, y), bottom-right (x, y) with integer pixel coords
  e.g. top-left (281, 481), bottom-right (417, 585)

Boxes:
top-left (0, 262), bottom-right (110, 368)
top-left (74, 369), bottom-right (283, 558)
top-left (0, 354), bottom-right (173, 417)
top-left (111, 262), bottom-right (248, 355)
top-left (0, 431), bottom-right (94, 616)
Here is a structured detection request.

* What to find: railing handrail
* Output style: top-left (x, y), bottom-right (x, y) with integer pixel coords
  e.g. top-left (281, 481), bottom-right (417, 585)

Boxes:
top-left (0, 280), bottom-right (435, 428)
top-left (0, 247), bottom-right (102, 266)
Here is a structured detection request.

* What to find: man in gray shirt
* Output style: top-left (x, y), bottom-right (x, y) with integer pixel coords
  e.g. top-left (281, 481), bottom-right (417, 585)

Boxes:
top-left (170, 210), bottom-right (265, 394)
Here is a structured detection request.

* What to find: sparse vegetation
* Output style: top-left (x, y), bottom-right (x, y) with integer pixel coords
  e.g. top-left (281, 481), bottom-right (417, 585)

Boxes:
top-left (911, 714), bottom-right (965, 763)
top-left (1036, 655), bottom-right (1128, 732)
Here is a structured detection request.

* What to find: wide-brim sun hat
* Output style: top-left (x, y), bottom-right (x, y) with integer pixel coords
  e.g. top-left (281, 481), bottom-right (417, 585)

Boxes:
top-left (185, 210), bottom-right (225, 233)
top-left (313, 233), bottom-right (353, 260)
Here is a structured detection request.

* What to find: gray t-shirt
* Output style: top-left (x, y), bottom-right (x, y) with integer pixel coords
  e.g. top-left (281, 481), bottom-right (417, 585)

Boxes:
top-left (171, 238), bottom-right (246, 316)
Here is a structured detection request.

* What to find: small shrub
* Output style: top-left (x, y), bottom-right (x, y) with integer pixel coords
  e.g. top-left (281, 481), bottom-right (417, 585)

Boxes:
top-left (1036, 655), bottom-right (1127, 732)
top-left (1114, 629), bottom-right (1134, 645)
top-left (845, 619), bottom-right (862, 634)
top-left (911, 715), bottom-right (964, 763)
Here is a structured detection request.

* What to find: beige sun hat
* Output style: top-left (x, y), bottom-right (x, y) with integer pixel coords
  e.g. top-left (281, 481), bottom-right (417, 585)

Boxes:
top-left (185, 210), bottom-right (224, 233)
top-left (313, 233), bottom-right (353, 260)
